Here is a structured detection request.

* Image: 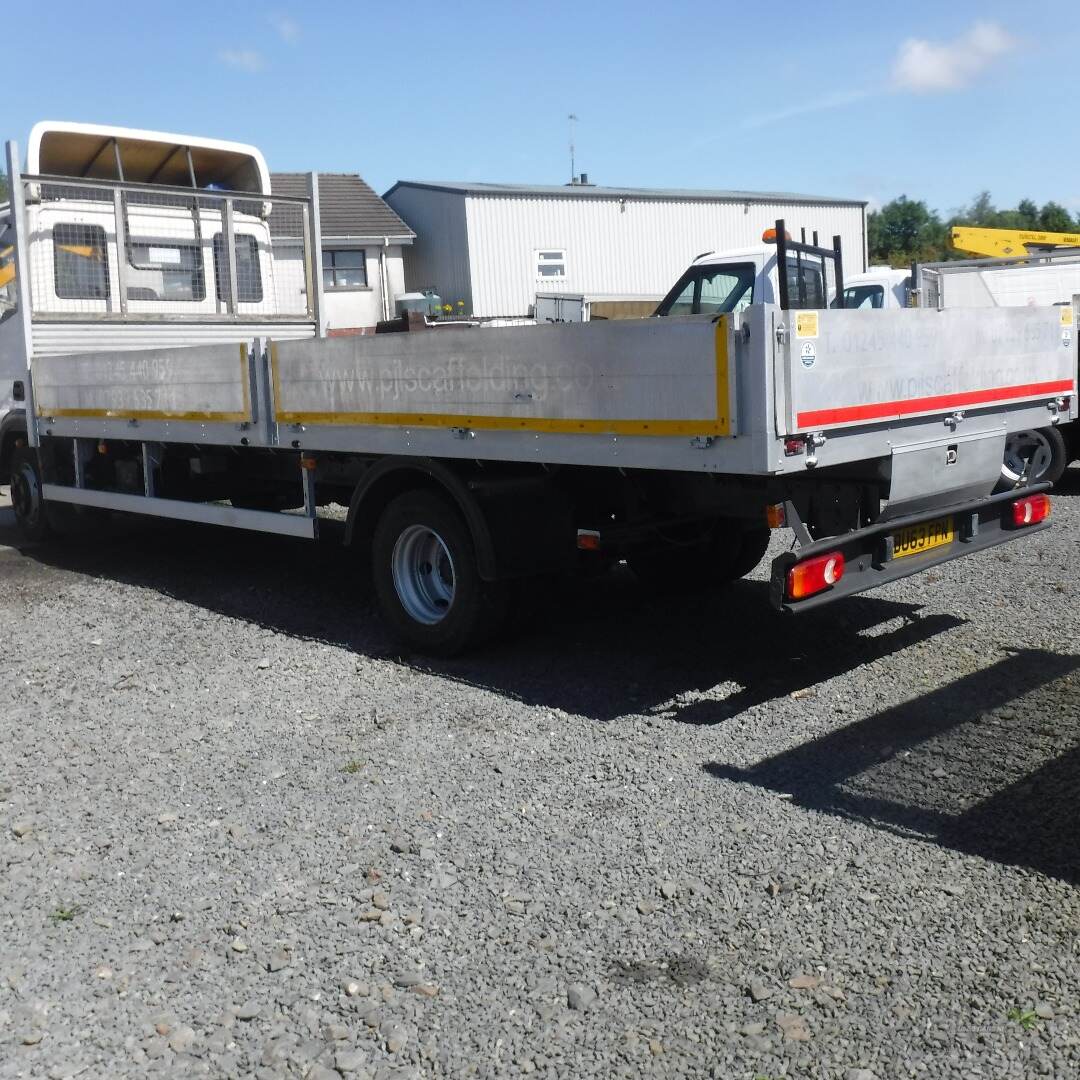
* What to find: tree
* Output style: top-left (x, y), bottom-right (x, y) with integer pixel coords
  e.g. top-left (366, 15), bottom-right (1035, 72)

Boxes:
top-left (1037, 201), bottom-right (1075, 234)
top-left (868, 196), bottom-right (946, 266)
top-left (966, 190), bottom-right (996, 225)
top-left (1016, 199), bottom-right (1039, 229)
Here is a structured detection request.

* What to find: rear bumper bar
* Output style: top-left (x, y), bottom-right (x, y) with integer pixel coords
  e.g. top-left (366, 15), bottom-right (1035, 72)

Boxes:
top-left (770, 483), bottom-right (1051, 612)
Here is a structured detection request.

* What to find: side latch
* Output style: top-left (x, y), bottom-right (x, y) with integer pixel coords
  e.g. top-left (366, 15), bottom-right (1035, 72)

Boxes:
top-left (805, 431), bottom-right (826, 468)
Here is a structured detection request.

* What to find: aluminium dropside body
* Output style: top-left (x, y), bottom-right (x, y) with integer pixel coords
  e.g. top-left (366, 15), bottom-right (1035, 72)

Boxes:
top-left (2, 132), bottom-right (1074, 650)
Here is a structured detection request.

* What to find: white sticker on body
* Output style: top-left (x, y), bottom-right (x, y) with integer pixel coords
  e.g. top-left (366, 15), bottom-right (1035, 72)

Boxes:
top-left (800, 342), bottom-right (817, 369)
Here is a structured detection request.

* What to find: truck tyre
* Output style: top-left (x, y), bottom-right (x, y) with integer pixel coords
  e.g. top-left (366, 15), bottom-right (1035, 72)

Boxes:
top-left (630, 524), bottom-right (771, 591)
top-left (10, 446), bottom-right (52, 542)
top-left (1000, 426), bottom-right (1068, 488)
top-left (371, 489), bottom-right (509, 655)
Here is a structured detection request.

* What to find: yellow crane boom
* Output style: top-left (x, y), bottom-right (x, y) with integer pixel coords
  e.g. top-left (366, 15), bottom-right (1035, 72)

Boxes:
top-left (951, 226), bottom-right (1080, 258)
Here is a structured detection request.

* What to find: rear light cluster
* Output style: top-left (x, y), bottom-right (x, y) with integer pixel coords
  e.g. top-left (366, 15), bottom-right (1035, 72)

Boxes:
top-left (786, 550), bottom-right (845, 601)
top-left (1012, 494), bottom-right (1051, 527)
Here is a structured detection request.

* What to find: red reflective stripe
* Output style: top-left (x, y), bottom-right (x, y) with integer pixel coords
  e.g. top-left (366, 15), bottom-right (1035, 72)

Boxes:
top-left (796, 379), bottom-right (1075, 429)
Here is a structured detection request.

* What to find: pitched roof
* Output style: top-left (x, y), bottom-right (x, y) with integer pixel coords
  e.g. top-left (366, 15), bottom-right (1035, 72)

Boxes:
top-left (384, 180), bottom-right (865, 208)
top-left (270, 173), bottom-right (414, 240)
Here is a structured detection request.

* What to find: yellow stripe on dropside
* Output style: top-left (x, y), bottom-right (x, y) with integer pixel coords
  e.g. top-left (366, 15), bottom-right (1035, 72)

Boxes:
top-left (239, 343), bottom-right (252, 418)
top-left (714, 315), bottom-right (731, 437)
top-left (273, 410), bottom-right (727, 436)
top-left (270, 341), bottom-right (284, 416)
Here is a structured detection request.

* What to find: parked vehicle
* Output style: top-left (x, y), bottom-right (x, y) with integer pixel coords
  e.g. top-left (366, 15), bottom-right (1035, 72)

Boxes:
top-left (3, 133), bottom-right (1072, 655)
top-left (653, 226), bottom-right (842, 319)
top-left (831, 267), bottom-right (910, 309)
top-left (663, 229), bottom-right (1079, 488)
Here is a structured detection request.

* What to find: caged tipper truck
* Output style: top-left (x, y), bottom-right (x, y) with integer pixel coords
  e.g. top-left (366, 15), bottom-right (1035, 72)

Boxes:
top-left (0, 123), bottom-right (1075, 654)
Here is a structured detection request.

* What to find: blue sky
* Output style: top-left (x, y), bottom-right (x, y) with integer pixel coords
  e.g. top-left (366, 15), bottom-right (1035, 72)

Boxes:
top-left (5, 1), bottom-right (1077, 215)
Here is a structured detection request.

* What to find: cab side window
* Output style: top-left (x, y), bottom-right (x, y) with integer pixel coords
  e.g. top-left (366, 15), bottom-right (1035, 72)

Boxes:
top-left (785, 258), bottom-right (825, 309)
top-left (53, 223), bottom-right (110, 300)
top-left (656, 263), bottom-right (755, 316)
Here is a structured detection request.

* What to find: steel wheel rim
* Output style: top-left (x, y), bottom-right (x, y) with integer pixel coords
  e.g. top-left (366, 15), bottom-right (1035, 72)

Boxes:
top-left (391, 524), bottom-right (456, 625)
top-left (1002, 430), bottom-right (1053, 483)
top-left (11, 461), bottom-right (41, 529)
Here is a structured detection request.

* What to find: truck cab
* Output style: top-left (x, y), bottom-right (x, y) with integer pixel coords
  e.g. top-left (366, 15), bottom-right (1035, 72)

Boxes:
top-left (832, 267), bottom-right (910, 309)
top-left (654, 226), bottom-right (838, 317)
top-left (0, 121), bottom-right (321, 478)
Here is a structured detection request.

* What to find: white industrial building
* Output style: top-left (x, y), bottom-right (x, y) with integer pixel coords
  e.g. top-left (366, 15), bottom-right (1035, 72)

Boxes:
top-left (383, 181), bottom-right (868, 319)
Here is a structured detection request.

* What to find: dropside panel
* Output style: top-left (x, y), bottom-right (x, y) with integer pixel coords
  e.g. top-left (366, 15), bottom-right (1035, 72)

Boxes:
top-left (781, 305), bottom-right (1076, 435)
top-left (33, 341), bottom-right (255, 424)
top-left (270, 317), bottom-right (737, 439)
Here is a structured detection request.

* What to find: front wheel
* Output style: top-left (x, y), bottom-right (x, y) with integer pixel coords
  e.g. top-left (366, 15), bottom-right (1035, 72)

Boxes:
top-left (10, 446), bottom-right (52, 542)
top-left (1000, 427), bottom-right (1068, 488)
top-left (371, 490), bottom-right (510, 655)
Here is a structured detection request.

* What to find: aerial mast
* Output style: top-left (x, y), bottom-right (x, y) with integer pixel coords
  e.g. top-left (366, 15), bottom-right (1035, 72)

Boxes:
top-left (568, 113), bottom-right (578, 184)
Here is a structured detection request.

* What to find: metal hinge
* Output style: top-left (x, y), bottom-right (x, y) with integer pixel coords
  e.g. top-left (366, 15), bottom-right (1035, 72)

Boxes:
top-left (450, 427), bottom-right (475, 440)
top-left (805, 431), bottom-right (826, 468)
top-left (944, 411), bottom-right (965, 430)
top-left (690, 435), bottom-right (715, 449)
top-left (775, 323), bottom-right (788, 346)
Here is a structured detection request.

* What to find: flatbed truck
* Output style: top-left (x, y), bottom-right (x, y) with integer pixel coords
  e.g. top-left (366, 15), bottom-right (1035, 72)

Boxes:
top-left (1, 125), bottom-right (1072, 654)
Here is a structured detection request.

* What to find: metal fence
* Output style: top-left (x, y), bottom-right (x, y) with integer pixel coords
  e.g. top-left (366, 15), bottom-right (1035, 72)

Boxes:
top-left (18, 174), bottom-right (317, 321)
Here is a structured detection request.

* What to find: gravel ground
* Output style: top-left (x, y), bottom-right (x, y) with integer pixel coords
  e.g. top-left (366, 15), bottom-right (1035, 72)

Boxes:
top-left (1, 471), bottom-right (1078, 1080)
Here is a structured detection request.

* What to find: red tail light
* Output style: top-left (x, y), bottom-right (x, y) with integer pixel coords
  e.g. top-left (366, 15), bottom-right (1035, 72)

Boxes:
top-left (1011, 494), bottom-right (1051, 527)
top-left (786, 550), bottom-right (845, 601)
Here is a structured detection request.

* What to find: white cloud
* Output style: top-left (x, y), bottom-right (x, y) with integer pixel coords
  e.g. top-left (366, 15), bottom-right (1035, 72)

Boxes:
top-left (892, 21), bottom-right (1017, 93)
top-left (218, 49), bottom-right (265, 73)
top-left (269, 13), bottom-right (300, 43)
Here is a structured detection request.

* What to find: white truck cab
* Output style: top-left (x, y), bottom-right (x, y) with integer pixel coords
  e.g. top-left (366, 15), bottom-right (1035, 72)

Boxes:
top-left (654, 226), bottom-right (835, 317)
top-left (0, 121), bottom-right (321, 478)
top-left (833, 267), bottom-right (910, 309)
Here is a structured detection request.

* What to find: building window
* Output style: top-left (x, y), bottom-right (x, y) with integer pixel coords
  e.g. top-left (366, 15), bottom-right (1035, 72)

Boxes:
top-left (535, 249), bottom-right (566, 279)
top-left (323, 249), bottom-right (367, 289)
top-left (127, 238), bottom-right (206, 302)
top-left (53, 223), bottom-right (110, 300)
top-left (213, 234), bottom-right (264, 303)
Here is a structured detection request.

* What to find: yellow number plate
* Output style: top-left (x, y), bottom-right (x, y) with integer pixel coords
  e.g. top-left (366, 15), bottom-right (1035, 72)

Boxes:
top-left (893, 516), bottom-right (954, 559)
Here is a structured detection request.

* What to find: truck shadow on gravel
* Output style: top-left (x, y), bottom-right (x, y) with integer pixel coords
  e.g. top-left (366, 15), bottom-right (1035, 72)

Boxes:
top-left (706, 649), bottom-right (1080, 883)
top-left (5, 512), bottom-right (963, 724)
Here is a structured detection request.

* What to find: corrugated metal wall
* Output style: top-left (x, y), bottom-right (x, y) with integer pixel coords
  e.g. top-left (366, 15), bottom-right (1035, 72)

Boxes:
top-left (383, 187), bottom-right (473, 311)
top-left (463, 193), bottom-right (866, 318)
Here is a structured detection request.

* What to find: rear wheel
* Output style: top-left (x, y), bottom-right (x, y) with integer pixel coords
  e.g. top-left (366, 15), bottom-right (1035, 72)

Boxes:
top-left (10, 446), bottom-right (52, 542)
top-left (371, 490), bottom-right (509, 655)
top-left (629, 523), bottom-right (771, 591)
top-left (1001, 427), bottom-right (1068, 488)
